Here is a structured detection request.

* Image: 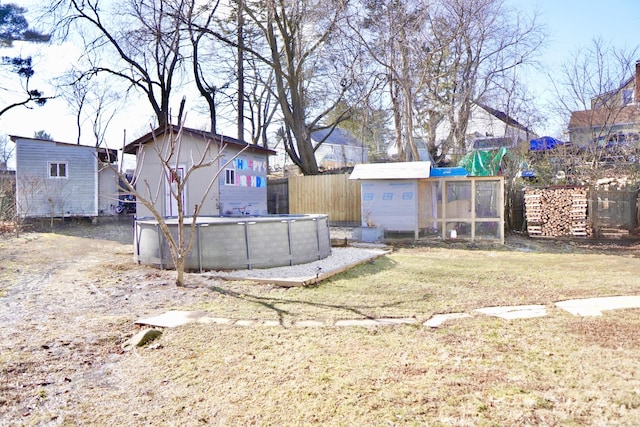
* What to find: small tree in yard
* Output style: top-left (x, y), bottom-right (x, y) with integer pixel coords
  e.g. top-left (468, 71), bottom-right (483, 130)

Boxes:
top-left (112, 121), bottom-right (247, 287)
top-left (12, 174), bottom-right (45, 237)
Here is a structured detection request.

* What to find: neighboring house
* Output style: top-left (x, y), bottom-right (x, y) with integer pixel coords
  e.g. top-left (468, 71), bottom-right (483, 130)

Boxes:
top-left (10, 135), bottom-right (119, 218)
top-left (122, 125), bottom-right (275, 218)
top-left (568, 61), bottom-right (640, 154)
top-left (435, 102), bottom-right (536, 157)
top-left (311, 127), bottom-right (368, 170)
top-left (386, 137), bottom-right (435, 162)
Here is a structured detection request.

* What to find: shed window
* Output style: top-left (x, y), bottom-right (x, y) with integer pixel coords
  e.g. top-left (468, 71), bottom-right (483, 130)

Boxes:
top-left (49, 162), bottom-right (67, 178)
top-left (225, 168), bottom-right (235, 185)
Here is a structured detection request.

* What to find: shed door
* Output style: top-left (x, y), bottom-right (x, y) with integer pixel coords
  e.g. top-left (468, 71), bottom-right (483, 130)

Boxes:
top-left (165, 166), bottom-right (186, 217)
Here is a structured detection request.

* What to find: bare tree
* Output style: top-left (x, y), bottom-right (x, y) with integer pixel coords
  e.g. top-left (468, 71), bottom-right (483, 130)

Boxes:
top-left (241, 0), bottom-right (356, 175)
top-left (50, 0), bottom-right (190, 128)
top-left (113, 121), bottom-right (248, 286)
top-left (0, 134), bottom-right (13, 166)
top-left (429, 0), bottom-right (545, 162)
top-left (348, 0), bottom-right (437, 161)
top-left (12, 175), bottom-right (45, 237)
top-left (57, 69), bottom-right (121, 146)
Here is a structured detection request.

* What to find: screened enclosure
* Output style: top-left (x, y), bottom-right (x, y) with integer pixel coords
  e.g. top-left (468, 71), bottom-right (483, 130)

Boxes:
top-left (418, 176), bottom-right (505, 243)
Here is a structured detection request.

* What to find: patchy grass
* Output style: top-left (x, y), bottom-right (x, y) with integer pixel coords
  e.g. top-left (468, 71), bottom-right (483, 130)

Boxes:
top-left (2, 228), bottom-right (640, 425)
top-left (77, 313), bottom-right (640, 425)
top-left (193, 246), bottom-right (640, 323)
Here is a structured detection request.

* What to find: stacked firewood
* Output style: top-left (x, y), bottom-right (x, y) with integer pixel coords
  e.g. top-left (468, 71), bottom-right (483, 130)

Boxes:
top-left (524, 187), bottom-right (592, 237)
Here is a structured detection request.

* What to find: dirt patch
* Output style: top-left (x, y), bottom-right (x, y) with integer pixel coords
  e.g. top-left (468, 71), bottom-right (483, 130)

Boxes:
top-left (0, 223), bottom-right (218, 422)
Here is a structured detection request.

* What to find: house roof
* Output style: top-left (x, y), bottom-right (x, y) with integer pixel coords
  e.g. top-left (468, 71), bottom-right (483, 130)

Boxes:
top-left (9, 135), bottom-right (118, 163)
top-left (349, 161), bottom-right (431, 180)
top-left (568, 105), bottom-right (640, 129)
top-left (122, 125), bottom-right (276, 155)
top-left (311, 127), bottom-right (360, 147)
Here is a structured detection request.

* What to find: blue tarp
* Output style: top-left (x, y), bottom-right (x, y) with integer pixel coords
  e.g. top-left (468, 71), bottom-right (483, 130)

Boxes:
top-left (429, 167), bottom-right (468, 177)
top-left (529, 136), bottom-right (564, 151)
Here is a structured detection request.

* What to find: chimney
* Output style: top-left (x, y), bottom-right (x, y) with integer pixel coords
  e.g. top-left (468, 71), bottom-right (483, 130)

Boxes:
top-left (636, 60), bottom-right (640, 104)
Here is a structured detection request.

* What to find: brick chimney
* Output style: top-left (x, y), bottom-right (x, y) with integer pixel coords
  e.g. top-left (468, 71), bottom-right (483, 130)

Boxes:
top-left (636, 60), bottom-right (640, 104)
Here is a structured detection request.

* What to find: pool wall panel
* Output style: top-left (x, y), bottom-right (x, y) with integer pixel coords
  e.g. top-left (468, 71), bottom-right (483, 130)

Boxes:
top-left (134, 215), bottom-right (331, 271)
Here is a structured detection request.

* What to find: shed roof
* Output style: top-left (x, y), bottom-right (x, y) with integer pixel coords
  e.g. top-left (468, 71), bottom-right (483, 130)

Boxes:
top-left (349, 161), bottom-right (431, 180)
top-left (9, 135), bottom-right (118, 163)
top-left (122, 125), bottom-right (276, 156)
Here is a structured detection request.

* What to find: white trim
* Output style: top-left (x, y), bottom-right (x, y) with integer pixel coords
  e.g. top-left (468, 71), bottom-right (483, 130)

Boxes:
top-left (224, 168), bottom-right (236, 185)
top-left (48, 161), bottom-right (68, 179)
top-left (93, 154), bottom-right (99, 216)
top-left (350, 161), bottom-right (431, 180)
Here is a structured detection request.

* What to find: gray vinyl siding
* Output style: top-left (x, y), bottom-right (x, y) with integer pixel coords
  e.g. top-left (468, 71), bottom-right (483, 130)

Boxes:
top-left (133, 135), bottom-right (223, 219)
top-left (98, 166), bottom-right (119, 215)
top-left (15, 139), bottom-right (98, 217)
top-left (131, 134), bottom-right (269, 218)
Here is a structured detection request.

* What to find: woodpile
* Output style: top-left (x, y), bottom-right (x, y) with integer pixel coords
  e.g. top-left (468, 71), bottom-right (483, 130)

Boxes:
top-left (524, 186), bottom-right (592, 238)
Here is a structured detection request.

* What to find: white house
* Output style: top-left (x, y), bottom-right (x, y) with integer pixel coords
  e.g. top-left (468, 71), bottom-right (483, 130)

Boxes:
top-left (435, 102), bottom-right (536, 157)
top-left (122, 125), bottom-right (275, 218)
top-left (311, 127), bottom-right (368, 170)
top-left (10, 135), bottom-right (119, 218)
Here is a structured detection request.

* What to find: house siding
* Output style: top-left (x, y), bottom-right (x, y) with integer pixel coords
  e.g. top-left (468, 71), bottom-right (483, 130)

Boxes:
top-left (134, 134), bottom-right (223, 218)
top-left (131, 130), bottom-right (269, 218)
top-left (98, 166), bottom-right (119, 215)
top-left (15, 139), bottom-right (98, 217)
top-left (218, 147), bottom-right (269, 216)
top-left (435, 103), bottom-right (534, 156)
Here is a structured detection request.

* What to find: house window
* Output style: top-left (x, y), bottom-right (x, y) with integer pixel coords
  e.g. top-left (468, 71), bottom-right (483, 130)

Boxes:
top-left (49, 162), bottom-right (67, 178)
top-left (225, 168), bottom-right (235, 185)
top-left (622, 89), bottom-right (633, 105)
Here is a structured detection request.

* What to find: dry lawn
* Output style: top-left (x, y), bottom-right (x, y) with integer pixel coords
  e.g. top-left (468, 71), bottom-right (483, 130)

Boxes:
top-left (1, 221), bottom-right (640, 426)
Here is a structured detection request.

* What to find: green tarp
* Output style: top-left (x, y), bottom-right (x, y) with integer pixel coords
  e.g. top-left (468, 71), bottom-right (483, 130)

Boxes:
top-left (458, 147), bottom-right (508, 176)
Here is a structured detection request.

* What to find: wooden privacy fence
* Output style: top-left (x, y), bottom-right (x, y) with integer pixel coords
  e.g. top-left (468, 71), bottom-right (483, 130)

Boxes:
top-left (287, 174), bottom-right (361, 224)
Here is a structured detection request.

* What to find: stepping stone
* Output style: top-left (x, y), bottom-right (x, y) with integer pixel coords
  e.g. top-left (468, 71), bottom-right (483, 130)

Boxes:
top-left (424, 313), bottom-right (471, 328)
top-left (335, 319), bottom-right (381, 327)
top-left (476, 305), bottom-right (547, 320)
top-left (334, 318), bottom-right (415, 327)
top-left (198, 317), bottom-right (233, 325)
top-left (555, 295), bottom-right (640, 316)
top-left (136, 310), bottom-right (207, 328)
top-left (235, 319), bottom-right (257, 326)
top-left (375, 318), bottom-right (418, 325)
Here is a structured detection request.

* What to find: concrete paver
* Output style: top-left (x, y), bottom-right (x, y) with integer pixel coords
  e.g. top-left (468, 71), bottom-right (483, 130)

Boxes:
top-left (555, 295), bottom-right (640, 316)
top-left (475, 305), bottom-right (547, 320)
top-left (136, 310), bottom-right (207, 328)
top-left (424, 313), bottom-right (471, 328)
top-left (135, 296), bottom-right (640, 329)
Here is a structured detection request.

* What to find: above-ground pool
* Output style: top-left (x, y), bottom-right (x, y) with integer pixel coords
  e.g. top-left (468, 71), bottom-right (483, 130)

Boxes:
top-left (134, 214), bottom-right (331, 271)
